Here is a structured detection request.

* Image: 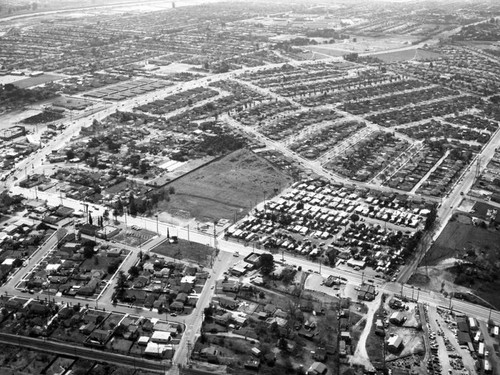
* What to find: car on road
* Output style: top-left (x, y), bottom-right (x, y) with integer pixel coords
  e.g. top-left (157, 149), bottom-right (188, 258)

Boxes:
top-left (233, 252), bottom-right (239, 257)
top-left (170, 313), bottom-right (177, 317)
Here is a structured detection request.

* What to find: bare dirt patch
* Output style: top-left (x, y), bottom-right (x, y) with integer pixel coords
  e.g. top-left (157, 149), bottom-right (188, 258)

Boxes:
top-left (162, 148), bottom-right (293, 222)
top-left (150, 238), bottom-right (215, 267)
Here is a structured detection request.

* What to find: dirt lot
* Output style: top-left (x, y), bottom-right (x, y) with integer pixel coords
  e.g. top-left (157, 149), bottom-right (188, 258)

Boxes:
top-left (386, 328), bottom-right (425, 361)
top-left (150, 239), bottom-right (215, 267)
top-left (161, 148), bottom-right (293, 222)
top-left (113, 228), bottom-right (156, 247)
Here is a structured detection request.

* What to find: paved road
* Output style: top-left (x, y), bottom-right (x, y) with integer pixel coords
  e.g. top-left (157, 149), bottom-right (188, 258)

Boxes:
top-left (171, 251), bottom-right (234, 372)
top-left (397, 126), bottom-right (500, 284)
top-left (0, 14), bottom-right (498, 371)
top-left (9, 184), bottom-right (500, 320)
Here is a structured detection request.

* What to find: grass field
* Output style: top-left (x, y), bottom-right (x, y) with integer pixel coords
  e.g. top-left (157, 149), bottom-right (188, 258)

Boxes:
top-left (421, 216), bottom-right (500, 308)
top-left (150, 239), bottom-right (215, 267)
top-left (372, 48), bottom-right (441, 62)
top-left (161, 148), bottom-right (293, 222)
top-left (13, 74), bottom-right (64, 89)
top-left (424, 218), bottom-right (500, 266)
top-left (307, 35), bottom-right (420, 55)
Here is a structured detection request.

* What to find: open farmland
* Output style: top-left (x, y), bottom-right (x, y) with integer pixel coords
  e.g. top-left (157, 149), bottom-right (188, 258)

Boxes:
top-left (161, 148), bottom-right (293, 222)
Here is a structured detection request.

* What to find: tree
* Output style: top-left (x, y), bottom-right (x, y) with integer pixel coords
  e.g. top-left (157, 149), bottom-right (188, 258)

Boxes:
top-left (128, 193), bottom-right (137, 216)
top-left (350, 213), bottom-right (360, 223)
top-left (12, 258), bottom-right (23, 268)
top-left (139, 161), bottom-right (148, 175)
top-left (260, 253), bottom-right (274, 275)
top-left (115, 271), bottom-right (126, 300)
top-left (281, 268), bottom-right (296, 285)
top-left (65, 149), bottom-right (75, 161)
top-left (103, 209), bottom-right (110, 223)
top-left (326, 249), bottom-right (336, 266)
top-left (128, 265), bottom-right (139, 278)
top-left (107, 260), bottom-right (120, 275)
top-left (204, 305), bottom-right (214, 317)
top-left (83, 245), bottom-right (94, 259)
top-left (424, 204), bottom-right (438, 230)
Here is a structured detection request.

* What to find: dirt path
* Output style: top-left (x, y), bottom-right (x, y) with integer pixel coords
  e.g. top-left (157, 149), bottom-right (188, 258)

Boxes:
top-left (349, 294), bottom-right (382, 371)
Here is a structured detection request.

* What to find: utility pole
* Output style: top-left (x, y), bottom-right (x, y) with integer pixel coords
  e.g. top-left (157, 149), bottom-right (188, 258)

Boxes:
top-left (213, 220), bottom-right (217, 250)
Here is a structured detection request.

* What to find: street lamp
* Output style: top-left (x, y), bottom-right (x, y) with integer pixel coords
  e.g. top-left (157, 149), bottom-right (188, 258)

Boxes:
top-left (411, 286), bottom-right (415, 301)
top-left (155, 213), bottom-right (159, 234)
top-left (416, 288), bottom-right (420, 302)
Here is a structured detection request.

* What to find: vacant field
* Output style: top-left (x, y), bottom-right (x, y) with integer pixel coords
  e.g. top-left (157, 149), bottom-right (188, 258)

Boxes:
top-left (424, 218), bottom-right (500, 266)
top-left (112, 229), bottom-right (156, 247)
top-left (372, 48), bottom-right (441, 62)
top-left (307, 35), bottom-right (420, 55)
top-left (161, 148), bottom-right (293, 221)
top-left (12, 74), bottom-right (64, 89)
top-left (421, 217), bottom-right (500, 308)
top-left (151, 239), bottom-right (214, 267)
top-left (306, 46), bottom-right (348, 57)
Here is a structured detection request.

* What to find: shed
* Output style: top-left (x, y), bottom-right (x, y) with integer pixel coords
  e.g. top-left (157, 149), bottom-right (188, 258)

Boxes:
top-left (251, 347), bottom-right (261, 357)
top-left (387, 335), bottom-right (403, 353)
